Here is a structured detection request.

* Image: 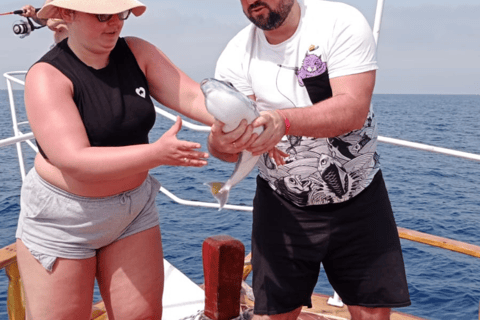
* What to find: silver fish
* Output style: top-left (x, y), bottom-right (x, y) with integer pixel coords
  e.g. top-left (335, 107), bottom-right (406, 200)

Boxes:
top-left (201, 78), bottom-right (264, 210)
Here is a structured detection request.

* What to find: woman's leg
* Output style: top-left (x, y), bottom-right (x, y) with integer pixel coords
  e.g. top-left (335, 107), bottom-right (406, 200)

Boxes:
top-left (16, 239), bottom-right (97, 320)
top-left (96, 226), bottom-right (164, 320)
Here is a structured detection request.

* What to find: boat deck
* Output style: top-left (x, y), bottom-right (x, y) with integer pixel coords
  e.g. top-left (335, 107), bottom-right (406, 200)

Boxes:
top-left (309, 293), bottom-right (425, 320)
top-left (241, 292), bottom-right (424, 320)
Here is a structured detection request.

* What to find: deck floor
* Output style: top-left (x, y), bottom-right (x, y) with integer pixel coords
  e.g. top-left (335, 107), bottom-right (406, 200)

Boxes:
top-left (243, 293), bottom-right (424, 320)
top-left (307, 293), bottom-right (425, 320)
top-left (91, 289), bottom-right (426, 320)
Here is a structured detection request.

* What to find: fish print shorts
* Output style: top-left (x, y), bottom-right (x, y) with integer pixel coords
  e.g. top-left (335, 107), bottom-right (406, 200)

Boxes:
top-left (16, 168), bottom-right (161, 271)
top-left (251, 170), bottom-right (411, 315)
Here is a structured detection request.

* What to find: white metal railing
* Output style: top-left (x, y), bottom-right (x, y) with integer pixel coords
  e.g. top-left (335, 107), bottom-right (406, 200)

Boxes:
top-left (5, 71), bottom-right (29, 180)
top-left (3, 69), bottom-right (480, 213)
top-left (373, 0), bottom-right (386, 45)
top-left (0, 132), bottom-right (35, 148)
top-left (378, 136), bottom-right (480, 161)
top-left (3, 70), bottom-right (480, 174)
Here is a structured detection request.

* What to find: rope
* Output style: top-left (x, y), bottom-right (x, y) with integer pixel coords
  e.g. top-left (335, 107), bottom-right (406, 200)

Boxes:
top-left (177, 306), bottom-right (255, 320)
top-left (178, 310), bottom-right (208, 320)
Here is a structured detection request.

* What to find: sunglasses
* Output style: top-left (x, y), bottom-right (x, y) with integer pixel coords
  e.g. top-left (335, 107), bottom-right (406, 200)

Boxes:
top-left (96, 9), bottom-right (131, 22)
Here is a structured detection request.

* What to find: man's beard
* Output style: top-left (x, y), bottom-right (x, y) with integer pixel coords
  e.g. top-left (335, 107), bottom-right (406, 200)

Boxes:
top-left (245, 0), bottom-right (294, 31)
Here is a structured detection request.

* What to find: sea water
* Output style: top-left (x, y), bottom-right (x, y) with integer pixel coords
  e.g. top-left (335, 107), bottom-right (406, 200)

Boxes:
top-left (0, 90), bottom-right (479, 320)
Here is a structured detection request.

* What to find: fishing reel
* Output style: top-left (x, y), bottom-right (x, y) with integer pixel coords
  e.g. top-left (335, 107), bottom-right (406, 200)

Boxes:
top-left (1, 7), bottom-right (45, 38)
top-left (12, 17), bottom-right (41, 38)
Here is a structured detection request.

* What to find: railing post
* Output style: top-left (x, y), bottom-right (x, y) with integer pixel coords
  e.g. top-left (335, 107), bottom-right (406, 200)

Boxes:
top-left (5, 260), bottom-right (25, 320)
top-left (6, 77), bottom-right (27, 181)
top-left (202, 235), bottom-right (245, 320)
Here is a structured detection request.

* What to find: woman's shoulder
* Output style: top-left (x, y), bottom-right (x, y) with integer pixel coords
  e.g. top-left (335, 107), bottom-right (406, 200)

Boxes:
top-left (26, 62), bottom-right (72, 94)
top-left (122, 36), bottom-right (161, 71)
top-left (27, 47), bottom-right (73, 99)
top-left (123, 36), bottom-right (154, 57)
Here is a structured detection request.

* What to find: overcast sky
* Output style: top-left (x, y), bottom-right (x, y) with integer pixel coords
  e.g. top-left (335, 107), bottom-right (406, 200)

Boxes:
top-left (0, 0), bottom-right (478, 94)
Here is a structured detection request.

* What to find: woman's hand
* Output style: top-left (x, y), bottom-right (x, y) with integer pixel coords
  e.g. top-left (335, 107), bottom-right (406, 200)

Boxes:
top-left (154, 116), bottom-right (209, 167)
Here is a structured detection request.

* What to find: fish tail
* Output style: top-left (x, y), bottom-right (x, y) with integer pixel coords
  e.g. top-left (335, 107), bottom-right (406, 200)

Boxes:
top-left (204, 182), bottom-right (230, 210)
top-left (215, 187), bottom-right (231, 211)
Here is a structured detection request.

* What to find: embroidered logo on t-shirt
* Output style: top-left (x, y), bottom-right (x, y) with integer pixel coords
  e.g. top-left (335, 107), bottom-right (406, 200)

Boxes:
top-left (297, 53), bottom-right (327, 86)
top-left (136, 87), bottom-right (146, 98)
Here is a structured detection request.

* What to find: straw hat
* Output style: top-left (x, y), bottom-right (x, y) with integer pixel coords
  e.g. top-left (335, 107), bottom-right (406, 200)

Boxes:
top-left (37, 0), bottom-right (147, 20)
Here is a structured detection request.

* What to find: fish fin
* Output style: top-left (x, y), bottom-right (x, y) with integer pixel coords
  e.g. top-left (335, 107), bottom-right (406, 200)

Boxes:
top-left (204, 182), bottom-right (230, 211)
top-left (205, 182), bottom-right (224, 195)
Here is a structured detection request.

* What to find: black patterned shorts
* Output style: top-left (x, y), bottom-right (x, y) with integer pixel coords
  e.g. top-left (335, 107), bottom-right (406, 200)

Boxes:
top-left (251, 170), bottom-right (411, 315)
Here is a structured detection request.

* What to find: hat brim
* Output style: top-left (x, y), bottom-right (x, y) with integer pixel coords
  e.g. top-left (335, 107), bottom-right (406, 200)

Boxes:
top-left (37, 0), bottom-right (146, 20)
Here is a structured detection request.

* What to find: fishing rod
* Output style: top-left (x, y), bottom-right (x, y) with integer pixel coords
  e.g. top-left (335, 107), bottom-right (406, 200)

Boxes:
top-left (0, 8), bottom-right (40, 16)
top-left (1, 7), bottom-right (46, 38)
top-left (0, 7), bottom-right (40, 16)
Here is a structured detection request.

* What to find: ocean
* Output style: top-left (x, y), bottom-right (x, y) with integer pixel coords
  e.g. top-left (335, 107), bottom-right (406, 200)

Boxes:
top-left (0, 90), bottom-right (479, 320)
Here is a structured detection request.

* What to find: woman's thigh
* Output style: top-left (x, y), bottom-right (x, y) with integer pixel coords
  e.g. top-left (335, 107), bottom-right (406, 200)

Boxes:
top-left (16, 239), bottom-right (97, 320)
top-left (96, 226), bottom-right (164, 320)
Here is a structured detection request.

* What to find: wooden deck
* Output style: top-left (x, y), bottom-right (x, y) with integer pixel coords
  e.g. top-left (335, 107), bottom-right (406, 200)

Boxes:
top-left (306, 293), bottom-right (424, 320)
top-left (241, 292), bottom-right (424, 320)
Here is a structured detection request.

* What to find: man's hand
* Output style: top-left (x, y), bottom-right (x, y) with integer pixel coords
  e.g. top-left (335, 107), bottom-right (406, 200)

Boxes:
top-left (247, 110), bottom-right (286, 156)
top-left (208, 119), bottom-right (256, 162)
top-left (20, 5), bottom-right (36, 18)
top-left (208, 116), bottom-right (288, 166)
top-left (20, 5), bottom-right (47, 26)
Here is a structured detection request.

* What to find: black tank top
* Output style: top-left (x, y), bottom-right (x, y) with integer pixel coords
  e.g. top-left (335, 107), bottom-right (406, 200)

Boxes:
top-left (34, 38), bottom-right (156, 159)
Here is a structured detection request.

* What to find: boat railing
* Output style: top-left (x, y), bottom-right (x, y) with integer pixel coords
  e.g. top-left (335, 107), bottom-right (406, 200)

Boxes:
top-left (2, 69), bottom-right (480, 231)
top-left (2, 70), bottom-right (480, 319)
top-left (4, 71), bottom-right (480, 209)
top-left (2, 69), bottom-right (480, 257)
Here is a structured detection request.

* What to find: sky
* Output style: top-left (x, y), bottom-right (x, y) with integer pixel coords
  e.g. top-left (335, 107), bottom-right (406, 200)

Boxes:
top-left (0, 0), bottom-right (478, 94)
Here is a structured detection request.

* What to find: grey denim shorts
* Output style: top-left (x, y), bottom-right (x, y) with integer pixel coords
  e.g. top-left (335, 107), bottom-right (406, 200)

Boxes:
top-left (16, 168), bottom-right (161, 271)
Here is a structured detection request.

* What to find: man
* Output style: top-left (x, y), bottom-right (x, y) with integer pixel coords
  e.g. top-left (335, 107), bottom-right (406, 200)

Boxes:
top-left (207, 0), bottom-right (411, 319)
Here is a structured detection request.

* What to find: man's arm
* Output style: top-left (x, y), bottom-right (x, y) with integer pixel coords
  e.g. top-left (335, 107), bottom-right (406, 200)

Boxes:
top-left (287, 70), bottom-right (375, 137)
top-left (247, 70), bottom-right (376, 155)
top-left (20, 5), bottom-right (47, 26)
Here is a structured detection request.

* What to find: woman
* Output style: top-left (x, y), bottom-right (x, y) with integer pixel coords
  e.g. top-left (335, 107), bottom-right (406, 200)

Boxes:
top-left (16, 0), bottom-right (214, 318)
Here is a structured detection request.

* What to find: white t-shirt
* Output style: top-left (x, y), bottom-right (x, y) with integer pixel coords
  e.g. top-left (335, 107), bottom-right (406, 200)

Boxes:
top-left (215, 0), bottom-right (380, 206)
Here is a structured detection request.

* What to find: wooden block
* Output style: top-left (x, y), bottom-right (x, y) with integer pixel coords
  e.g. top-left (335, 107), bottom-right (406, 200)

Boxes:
top-left (0, 243), bottom-right (17, 269)
top-left (203, 235), bottom-right (245, 320)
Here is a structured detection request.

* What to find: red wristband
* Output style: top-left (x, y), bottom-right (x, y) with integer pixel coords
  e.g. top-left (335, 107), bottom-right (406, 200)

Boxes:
top-left (276, 109), bottom-right (290, 135)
